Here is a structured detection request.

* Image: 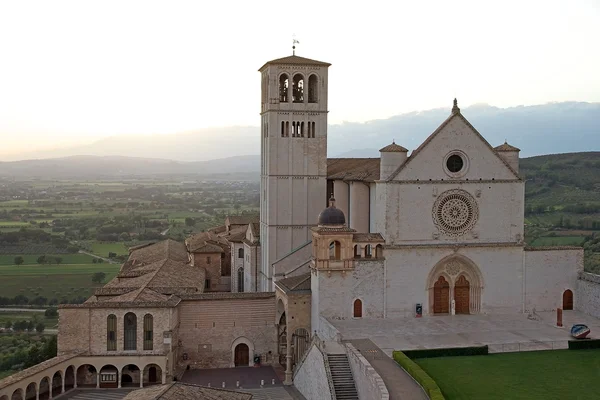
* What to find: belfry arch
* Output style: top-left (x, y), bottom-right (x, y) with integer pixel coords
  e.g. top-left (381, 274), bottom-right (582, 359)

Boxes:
top-left (426, 254), bottom-right (483, 315)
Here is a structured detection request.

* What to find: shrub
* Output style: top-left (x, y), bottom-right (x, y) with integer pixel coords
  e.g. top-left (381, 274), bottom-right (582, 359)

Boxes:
top-left (402, 345), bottom-right (488, 359)
top-left (568, 339), bottom-right (600, 350)
top-left (393, 351), bottom-right (445, 400)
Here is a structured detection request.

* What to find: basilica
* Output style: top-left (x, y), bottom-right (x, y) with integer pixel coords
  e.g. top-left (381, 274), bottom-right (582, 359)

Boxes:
top-left (0, 53), bottom-right (585, 400)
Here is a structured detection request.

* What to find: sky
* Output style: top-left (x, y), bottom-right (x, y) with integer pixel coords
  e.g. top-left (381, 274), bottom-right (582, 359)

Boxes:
top-left (0, 0), bottom-right (599, 157)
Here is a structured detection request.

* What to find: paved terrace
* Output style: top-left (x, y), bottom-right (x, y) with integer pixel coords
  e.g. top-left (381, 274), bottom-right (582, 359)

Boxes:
top-left (332, 310), bottom-right (600, 355)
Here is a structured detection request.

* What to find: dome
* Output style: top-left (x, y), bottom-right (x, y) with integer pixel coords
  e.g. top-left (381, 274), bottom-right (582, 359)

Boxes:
top-left (318, 197), bottom-right (346, 226)
top-left (379, 141), bottom-right (408, 153)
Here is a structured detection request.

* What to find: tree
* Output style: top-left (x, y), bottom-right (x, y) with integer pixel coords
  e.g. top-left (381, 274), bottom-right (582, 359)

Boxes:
top-left (4, 320), bottom-right (12, 329)
top-left (54, 257), bottom-right (63, 265)
top-left (35, 323), bottom-right (45, 333)
top-left (27, 320), bottom-right (35, 331)
top-left (14, 256), bottom-right (24, 266)
top-left (185, 217), bottom-right (195, 227)
top-left (92, 272), bottom-right (106, 284)
top-left (45, 308), bottom-right (58, 317)
top-left (36, 255), bottom-right (47, 264)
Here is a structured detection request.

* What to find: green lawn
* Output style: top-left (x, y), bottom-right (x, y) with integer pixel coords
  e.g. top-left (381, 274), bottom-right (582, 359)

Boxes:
top-left (0, 254), bottom-right (95, 265)
top-left (0, 264), bottom-right (120, 299)
top-left (415, 350), bottom-right (600, 400)
top-left (529, 236), bottom-right (586, 247)
top-left (91, 242), bottom-right (129, 256)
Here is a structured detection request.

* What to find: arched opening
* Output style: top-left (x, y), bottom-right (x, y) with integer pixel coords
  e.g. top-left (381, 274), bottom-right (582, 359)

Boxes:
top-left (285, 121), bottom-right (290, 137)
top-left (277, 308), bottom-right (287, 366)
top-left (279, 74), bottom-right (289, 102)
top-left (124, 312), bottom-right (137, 350)
top-left (121, 364), bottom-right (141, 387)
top-left (76, 365), bottom-right (97, 388)
top-left (308, 121), bottom-right (312, 138)
top-left (308, 75), bottom-right (318, 103)
top-left (300, 122), bottom-right (305, 137)
top-left (1, 395), bottom-right (9, 400)
top-left (281, 121), bottom-right (285, 137)
top-left (329, 241), bottom-right (341, 260)
top-left (64, 365), bottom-right (75, 391)
top-left (99, 365), bottom-right (118, 388)
top-left (144, 314), bottom-right (153, 350)
top-left (292, 121), bottom-right (296, 137)
top-left (433, 276), bottom-right (450, 314)
top-left (238, 248), bottom-right (244, 258)
top-left (10, 389), bottom-right (23, 400)
top-left (454, 275), bottom-right (470, 314)
top-left (311, 122), bottom-right (316, 137)
top-left (107, 314), bottom-right (117, 351)
top-left (563, 289), bottom-right (573, 310)
top-left (353, 299), bottom-right (363, 318)
top-left (292, 74), bottom-right (304, 103)
top-left (24, 382), bottom-right (36, 400)
top-left (375, 244), bottom-right (383, 258)
top-left (143, 364), bottom-right (162, 386)
top-left (364, 244), bottom-right (372, 258)
top-left (353, 245), bottom-right (360, 259)
top-left (237, 268), bottom-right (244, 292)
top-left (38, 377), bottom-right (50, 400)
top-left (234, 343), bottom-right (250, 367)
top-left (51, 371), bottom-right (62, 397)
top-left (292, 328), bottom-right (310, 367)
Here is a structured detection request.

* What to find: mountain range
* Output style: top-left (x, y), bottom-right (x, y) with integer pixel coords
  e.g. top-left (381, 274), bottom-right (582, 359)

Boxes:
top-left (1, 102), bottom-right (599, 166)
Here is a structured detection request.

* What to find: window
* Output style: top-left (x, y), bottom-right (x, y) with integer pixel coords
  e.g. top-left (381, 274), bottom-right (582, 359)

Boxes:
top-left (281, 121), bottom-right (285, 137)
top-left (311, 122), bottom-right (316, 138)
top-left (285, 121), bottom-right (289, 137)
top-left (308, 75), bottom-right (318, 103)
top-left (329, 241), bottom-right (341, 260)
top-left (300, 122), bottom-right (304, 137)
top-left (279, 74), bottom-right (289, 102)
top-left (446, 154), bottom-right (464, 173)
top-left (292, 74), bottom-right (304, 103)
top-left (365, 244), bottom-right (372, 258)
top-left (124, 313), bottom-right (137, 351)
top-left (238, 248), bottom-right (244, 258)
top-left (205, 279), bottom-right (211, 290)
top-left (143, 314), bottom-right (153, 350)
top-left (206, 256), bottom-right (211, 264)
top-left (238, 268), bottom-right (244, 292)
top-left (353, 299), bottom-right (363, 318)
top-left (107, 314), bottom-right (116, 351)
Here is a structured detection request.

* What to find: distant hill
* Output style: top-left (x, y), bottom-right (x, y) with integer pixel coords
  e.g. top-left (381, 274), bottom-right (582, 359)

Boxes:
top-left (3, 102), bottom-right (599, 161)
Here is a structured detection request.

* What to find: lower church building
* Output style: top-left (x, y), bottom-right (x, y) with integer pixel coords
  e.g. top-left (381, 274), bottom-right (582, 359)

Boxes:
top-left (0, 53), bottom-right (589, 400)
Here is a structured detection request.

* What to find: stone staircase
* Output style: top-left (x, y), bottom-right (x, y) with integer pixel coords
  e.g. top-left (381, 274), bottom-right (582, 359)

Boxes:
top-left (327, 354), bottom-right (358, 400)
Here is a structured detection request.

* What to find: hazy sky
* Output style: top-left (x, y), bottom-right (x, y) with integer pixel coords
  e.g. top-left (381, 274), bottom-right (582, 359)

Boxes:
top-left (1, 0), bottom-right (599, 156)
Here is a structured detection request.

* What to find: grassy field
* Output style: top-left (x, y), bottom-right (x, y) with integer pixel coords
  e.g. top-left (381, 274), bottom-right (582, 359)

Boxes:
top-left (91, 242), bottom-right (129, 256)
top-left (415, 350), bottom-right (600, 400)
top-left (0, 264), bottom-right (120, 299)
top-left (0, 254), bottom-right (95, 265)
top-left (529, 236), bottom-right (586, 247)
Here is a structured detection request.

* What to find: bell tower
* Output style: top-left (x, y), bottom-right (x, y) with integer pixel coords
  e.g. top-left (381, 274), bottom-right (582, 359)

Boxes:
top-left (258, 53), bottom-right (331, 291)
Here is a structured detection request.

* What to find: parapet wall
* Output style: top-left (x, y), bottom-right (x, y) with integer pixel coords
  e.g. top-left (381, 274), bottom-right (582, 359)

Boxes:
top-left (577, 272), bottom-right (600, 318)
top-left (293, 342), bottom-right (333, 400)
top-left (346, 343), bottom-right (389, 400)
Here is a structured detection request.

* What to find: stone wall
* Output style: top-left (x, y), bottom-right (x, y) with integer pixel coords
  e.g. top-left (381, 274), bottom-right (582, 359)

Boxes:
top-left (346, 343), bottom-right (389, 400)
top-left (293, 343), bottom-right (333, 400)
top-left (176, 294), bottom-right (277, 368)
top-left (577, 272), bottom-right (600, 318)
top-left (317, 316), bottom-right (342, 342)
top-left (58, 308), bottom-right (91, 355)
top-left (524, 248), bottom-right (583, 312)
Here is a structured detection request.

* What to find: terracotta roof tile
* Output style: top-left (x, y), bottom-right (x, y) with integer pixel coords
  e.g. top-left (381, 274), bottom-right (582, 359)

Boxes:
top-left (128, 239), bottom-right (188, 265)
top-left (353, 233), bottom-right (385, 242)
top-left (494, 141), bottom-right (521, 152)
top-left (0, 354), bottom-right (80, 390)
top-left (276, 273), bottom-right (311, 293)
top-left (227, 215), bottom-right (259, 226)
top-left (259, 55), bottom-right (331, 71)
top-left (379, 142), bottom-right (408, 152)
top-left (186, 231), bottom-right (229, 253)
top-left (327, 158), bottom-right (380, 182)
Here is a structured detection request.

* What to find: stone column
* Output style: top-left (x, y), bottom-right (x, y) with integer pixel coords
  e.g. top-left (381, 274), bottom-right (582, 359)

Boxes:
top-left (96, 373), bottom-right (100, 389)
top-left (117, 371), bottom-right (121, 389)
top-left (284, 334), bottom-right (293, 385)
top-left (36, 389), bottom-right (39, 400)
top-left (162, 370), bottom-right (167, 385)
top-left (73, 372), bottom-right (77, 389)
top-left (62, 375), bottom-right (65, 394)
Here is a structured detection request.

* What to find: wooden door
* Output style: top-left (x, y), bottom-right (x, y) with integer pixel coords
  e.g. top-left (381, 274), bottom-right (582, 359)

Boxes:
top-left (563, 290), bottom-right (573, 310)
top-left (433, 276), bottom-right (450, 314)
top-left (454, 275), bottom-right (470, 314)
top-left (235, 343), bottom-right (249, 367)
top-left (149, 367), bottom-right (157, 383)
top-left (353, 299), bottom-right (363, 318)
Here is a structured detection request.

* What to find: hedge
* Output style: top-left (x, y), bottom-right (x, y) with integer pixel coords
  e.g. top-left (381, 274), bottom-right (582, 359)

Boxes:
top-left (402, 345), bottom-right (488, 359)
top-left (568, 339), bottom-right (600, 350)
top-left (392, 351), bottom-right (445, 400)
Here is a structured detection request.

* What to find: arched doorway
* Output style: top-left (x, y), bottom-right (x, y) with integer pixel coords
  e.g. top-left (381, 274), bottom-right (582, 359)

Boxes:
top-left (121, 365), bottom-right (140, 387)
top-left (234, 343), bottom-right (250, 367)
top-left (38, 377), bottom-right (50, 400)
top-left (433, 276), bottom-right (450, 314)
top-left (64, 365), bottom-right (75, 391)
top-left (51, 371), bottom-right (62, 397)
top-left (353, 299), bottom-right (363, 318)
top-left (24, 383), bottom-right (36, 400)
top-left (454, 275), bottom-right (470, 314)
top-left (76, 365), bottom-right (97, 388)
top-left (143, 364), bottom-right (162, 386)
top-left (563, 289), bottom-right (573, 310)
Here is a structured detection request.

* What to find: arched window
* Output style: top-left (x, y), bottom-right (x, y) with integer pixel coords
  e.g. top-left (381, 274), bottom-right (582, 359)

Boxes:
top-left (107, 314), bottom-right (117, 351)
top-left (308, 121), bottom-right (311, 138)
top-left (124, 312), bottom-right (137, 351)
top-left (238, 248), bottom-right (244, 258)
top-left (353, 245), bottom-right (360, 258)
top-left (292, 122), bottom-right (296, 137)
top-left (281, 121), bottom-right (285, 137)
top-left (238, 268), bottom-right (244, 292)
top-left (292, 74), bottom-right (304, 103)
top-left (143, 314), bottom-right (153, 350)
top-left (353, 299), bottom-right (363, 318)
top-left (365, 244), bottom-right (372, 258)
top-left (300, 122), bottom-right (304, 137)
top-left (329, 241), bottom-right (341, 260)
top-left (285, 121), bottom-right (290, 137)
top-left (279, 74), bottom-right (289, 102)
top-left (308, 75), bottom-right (318, 103)
top-left (312, 122), bottom-right (316, 137)
top-left (375, 244), bottom-right (383, 258)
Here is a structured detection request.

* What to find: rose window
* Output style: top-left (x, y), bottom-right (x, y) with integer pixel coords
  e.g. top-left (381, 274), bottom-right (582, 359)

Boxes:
top-left (433, 189), bottom-right (478, 236)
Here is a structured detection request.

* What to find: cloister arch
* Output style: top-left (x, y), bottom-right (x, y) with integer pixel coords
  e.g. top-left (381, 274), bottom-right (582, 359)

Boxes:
top-left (427, 254), bottom-right (484, 315)
top-left (99, 365), bottom-right (118, 389)
top-left (10, 389), bottom-right (23, 400)
top-left (51, 371), bottom-right (62, 397)
top-left (64, 365), bottom-right (75, 391)
top-left (76, 364), bottom-right (97, 388)
top-left (38, 377), bottom-right (50, 400)
top-left (121, 365), bottom-right (140, 387)
top-left (143, 364), bottom-right (162, 386)
top-left (24, 383), bottom-right (35, 400)
top-left (1, 395), bottom-right (8, 400)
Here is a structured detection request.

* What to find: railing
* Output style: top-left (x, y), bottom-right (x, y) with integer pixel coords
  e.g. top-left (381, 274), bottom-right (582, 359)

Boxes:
top-left (314, 259), bottom-right (354, 270)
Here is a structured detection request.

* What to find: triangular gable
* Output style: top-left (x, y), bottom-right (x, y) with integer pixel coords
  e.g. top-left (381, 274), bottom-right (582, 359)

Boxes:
top-left (387, 111), bottom-right (521, 181)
